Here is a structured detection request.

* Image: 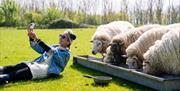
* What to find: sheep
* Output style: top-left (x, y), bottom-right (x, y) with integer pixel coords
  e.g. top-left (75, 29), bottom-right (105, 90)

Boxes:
top-left (104, 46), bottom-right (115, 64)
top-left (143, 28), bottom-right (180, 76)
top-left (167, 23), bottom-right (180, 29)
top-left (104, 24), bottom-right (160, 64)
top-left (125, 27), bottom-right (170, 69)
top-left (91, 21), bottom-right (134, 57)
top-left (104, 46), bottom-right (127, 65)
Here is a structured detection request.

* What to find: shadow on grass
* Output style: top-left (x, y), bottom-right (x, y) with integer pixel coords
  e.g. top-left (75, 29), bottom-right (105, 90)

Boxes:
top-left (0, 75), bottom-right (63, 88)
top-left (33, 74), bottom-right (63, 83)
top-left (71, 64), bottom-right (155, 91)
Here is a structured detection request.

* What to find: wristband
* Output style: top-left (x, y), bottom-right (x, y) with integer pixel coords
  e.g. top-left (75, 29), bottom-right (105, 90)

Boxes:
top-left (34, 38), bottom-right (41, 43)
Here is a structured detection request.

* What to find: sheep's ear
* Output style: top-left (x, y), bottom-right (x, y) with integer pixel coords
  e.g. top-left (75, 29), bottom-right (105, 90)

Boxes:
top-left (108, 43), bottom-right (113, 46)
top-left (119, 42), bottom-right (124, 46)
top-left (102, 40), bottom-right (109, 44)
top-left (90, 40), bottom-right (93, 43)
top-left (144, 61), bottom-right (150, 64)
top-left (121, 55), bottom-right (128, 59)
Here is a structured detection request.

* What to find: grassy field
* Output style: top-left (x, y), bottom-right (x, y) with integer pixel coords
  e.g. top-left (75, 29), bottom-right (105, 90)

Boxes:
top-left (0, 28), bottom-right (154, 91)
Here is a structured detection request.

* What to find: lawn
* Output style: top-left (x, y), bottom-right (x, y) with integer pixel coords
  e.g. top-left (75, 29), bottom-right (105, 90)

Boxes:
top-left (0, 28), bottom-right (154, 91)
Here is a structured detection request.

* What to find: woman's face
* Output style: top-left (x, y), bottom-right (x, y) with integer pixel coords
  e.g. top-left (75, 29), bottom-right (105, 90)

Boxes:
top-left (59, 34), bottom-right (70, 47)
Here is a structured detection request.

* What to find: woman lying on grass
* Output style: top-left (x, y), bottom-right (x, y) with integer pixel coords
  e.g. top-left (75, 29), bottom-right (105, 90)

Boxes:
top-left (0, 25), bottom-right (76, 85)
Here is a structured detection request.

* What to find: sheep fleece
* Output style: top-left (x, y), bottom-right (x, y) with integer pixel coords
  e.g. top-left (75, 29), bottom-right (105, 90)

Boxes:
top-left (126, 27), bottom-right (170, 68)
top-left (92, 21), bottom-right (134, 54)
top-left (104, 24), bottom-right (160, 64)
top-left (143, 29), bottom-right (180, 75)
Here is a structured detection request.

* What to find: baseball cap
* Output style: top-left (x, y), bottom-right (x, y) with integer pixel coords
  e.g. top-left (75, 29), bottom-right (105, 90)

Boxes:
top-left (63, 29), bottom-right (76, 43)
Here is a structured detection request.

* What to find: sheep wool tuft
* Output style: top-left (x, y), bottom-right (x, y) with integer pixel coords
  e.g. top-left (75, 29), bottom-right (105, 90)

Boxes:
top-left (105, 24), bottom-right (160, 65)
top-left (143, 28), bottom-right (180, 75)
top-left (91, 21), bottom-right (134, 56)
top-left (126, 27), bottom-right (170, 69)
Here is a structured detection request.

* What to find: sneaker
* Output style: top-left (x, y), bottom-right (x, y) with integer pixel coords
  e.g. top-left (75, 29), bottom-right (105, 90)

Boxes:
top-left (0, 74), bottom-right (9, 85)
top-left (0, 66), bottom-right (3, 74)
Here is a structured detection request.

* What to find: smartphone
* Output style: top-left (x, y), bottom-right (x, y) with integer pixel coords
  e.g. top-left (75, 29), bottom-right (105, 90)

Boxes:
top-left (29, 23), bottom-right (36, 29)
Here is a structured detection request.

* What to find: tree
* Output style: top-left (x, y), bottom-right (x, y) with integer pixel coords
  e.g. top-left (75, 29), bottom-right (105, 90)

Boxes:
top-left (22, 11), bottom-right (43, 25)
top-left (155, 0), bottom-right (163, 24)
top-left (43, 7), bottom-right (62, 24)
top-left (171, 5), bottom-right (179, 23)
top-left (121, 0), bottom-right (129, 21)
top-left (0, 0), bottom-right (20, 26)
top-left (147, 0), bottom-right (154, 23)
top-left (133, 0), bottom-right (144, 25)
top-left (166, 0), bottom-right (179, 24)
top-left (102, 0), bottom-right (113, 23)
top-left (0, 7), bottom-right (4, 24)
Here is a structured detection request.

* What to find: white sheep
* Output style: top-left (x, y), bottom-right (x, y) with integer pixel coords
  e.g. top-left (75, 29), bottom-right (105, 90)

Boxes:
top-left (91, 21), bottom-right (134, 57)
top-left (126, 27), bottom-right (170, 69)
top-left (104, 24), bottom-right (160, 64)
top-left (104, 46), bottom-right (115, 64)
top-left (143, 28), bottom-right (180, 76)
top-left (167, 23), bottom-right (180, 29)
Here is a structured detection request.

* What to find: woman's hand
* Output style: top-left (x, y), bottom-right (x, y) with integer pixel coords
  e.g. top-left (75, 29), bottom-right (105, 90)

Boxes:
top-left (27, 25), bottom-right (39, 40)
top-left (28, 31), bottom-right (39, 40)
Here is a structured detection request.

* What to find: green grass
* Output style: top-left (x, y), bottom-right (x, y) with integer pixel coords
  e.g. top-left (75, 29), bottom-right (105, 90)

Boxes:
top-left (0, 28), bottom-right (154, 91)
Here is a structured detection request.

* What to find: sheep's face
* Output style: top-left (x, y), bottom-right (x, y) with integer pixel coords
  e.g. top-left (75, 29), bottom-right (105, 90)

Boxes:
top-left (143, 61), bottom-right (157, 74)
top-left (111, 43), bottom-right (120, 54)
top-left (142, 61), bottom-right (151, 73)
top-left (92, 40), bottom-right (103, 55)
top-left (110, 41), bottom-right (125, 55)
top-left (104, 53), bottom-right (114, 63)
top-left (104, 47), bottom-right (114, 63)
top-left (126, 56), bottom-right (139, 69)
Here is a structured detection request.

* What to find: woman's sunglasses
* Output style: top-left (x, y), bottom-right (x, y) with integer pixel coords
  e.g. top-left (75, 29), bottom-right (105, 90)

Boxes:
top-left (59, 34), bottom-right (67, 39)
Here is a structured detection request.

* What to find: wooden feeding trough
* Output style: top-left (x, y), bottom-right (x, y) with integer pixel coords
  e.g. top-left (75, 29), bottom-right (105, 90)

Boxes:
top-left (73, 55), bottom-right (180, 91)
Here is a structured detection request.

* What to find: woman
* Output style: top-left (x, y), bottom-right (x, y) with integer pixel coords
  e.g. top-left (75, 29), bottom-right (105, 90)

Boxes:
top-left (0, 26), bottom-right (76, 85)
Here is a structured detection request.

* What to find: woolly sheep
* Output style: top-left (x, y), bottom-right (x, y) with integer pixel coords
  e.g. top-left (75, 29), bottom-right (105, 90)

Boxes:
top-left (143, 28), bottom-right (180, 76)
top-left (104, 24), bottom-right (160, 64)
top-left (91, 21), bottom-right (134, 57)
top-left (126, 27), bottom-right (170, 69)
top-left (104, 46), bottom-right (126, 65)
top-left (167, 23), bottom-right (180, 29)
top-left (104, 46), bottom-right (114, 64)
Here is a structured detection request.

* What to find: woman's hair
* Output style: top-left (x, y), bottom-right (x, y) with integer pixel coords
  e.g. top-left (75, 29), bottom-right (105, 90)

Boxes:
top-left (63, 29), bottom-right (76, 49)
top-left (67, 43), bottom-right (71, 49)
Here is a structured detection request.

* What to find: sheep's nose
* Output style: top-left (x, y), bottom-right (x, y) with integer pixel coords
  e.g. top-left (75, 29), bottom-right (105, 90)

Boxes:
top-left (92, 51), bottom-right (96, 55)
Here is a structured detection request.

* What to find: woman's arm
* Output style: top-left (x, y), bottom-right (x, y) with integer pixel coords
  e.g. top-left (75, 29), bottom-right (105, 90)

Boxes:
top-left (27, 27), bottom-right (51, 53)
top-left (53, 51), bottom-right (70, 71)
top-left (36, 39), bottom-right (51, 52)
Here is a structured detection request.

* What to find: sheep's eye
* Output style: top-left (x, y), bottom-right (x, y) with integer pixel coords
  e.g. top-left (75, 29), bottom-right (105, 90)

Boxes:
top-left (133, 57), bottom-right (137, 61)
top-left (97, 42), bottom-right (101, 46)
top-left (132, 61), bottom-right (135, 66)
top-left (145, 61), bottom-right (150, 64)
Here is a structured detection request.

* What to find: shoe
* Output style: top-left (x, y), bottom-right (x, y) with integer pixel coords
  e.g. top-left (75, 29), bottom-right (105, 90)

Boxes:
top-left (0, 74), bottom-right (9, 85)
top-left (0, 66), bottom-right (4, 74)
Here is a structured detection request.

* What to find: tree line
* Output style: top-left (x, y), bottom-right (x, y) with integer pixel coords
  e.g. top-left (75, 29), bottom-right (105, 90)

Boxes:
top-left (0, 0), bottom-right (179, 27)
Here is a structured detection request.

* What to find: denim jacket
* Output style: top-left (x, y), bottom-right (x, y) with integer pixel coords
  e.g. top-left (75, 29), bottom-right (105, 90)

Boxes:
top-left (29, 41), bottom-right (70, 75)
